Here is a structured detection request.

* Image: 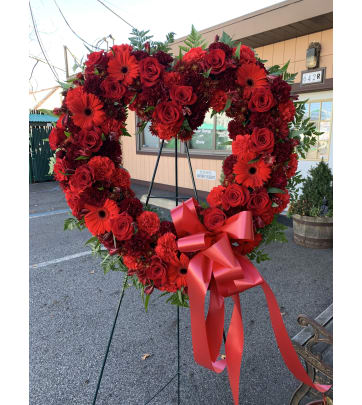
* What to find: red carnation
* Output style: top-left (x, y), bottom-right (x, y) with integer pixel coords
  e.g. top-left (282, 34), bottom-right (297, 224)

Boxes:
top-left (279, 100), bottom-right (296, 122)
top-left (139, 56), bottom-right (163, 87)
top-left (137, 211), bottom-right (160, 236)
top-left (155, 232), bottom-right (178, 264)
top-left (88, 156), bottom-right (115, 182)
top-left (221, 184), bottom-right (250, 210)
top-left (222, 154), bottom-right (238, 176)
top-left (250, 127), bottom-right (274, 154)
top-left (110, 212), bottom-right (134, 241)
top-left (113, 167), bottom-right (131, 188)
top-left (207, 185), bottom-right (226, 208)
top-left (237, 232), bottom-right (262, 255)
top-left (70, 164), bottom-right (94, 192)
top-left (123, 255), bottom-right (143, 271)
top-left (182, 47), bottom-right (206, 63)
top-left (203, 208), bottom-right (226, 231)
top-left (49, 127), bottom-right (67, 151)
top-left (248, 87), bottom-right (274, 112)
top-left (286, 153), bottom-right (298, 178)
top-left (205, 49), bottom-right (226, 74)
top-left (170, 85), bottom-right (197, 105)
top-left (232, 135), bottom-right (253, 157)
top-left (210, 90), bottom-right (228, 112)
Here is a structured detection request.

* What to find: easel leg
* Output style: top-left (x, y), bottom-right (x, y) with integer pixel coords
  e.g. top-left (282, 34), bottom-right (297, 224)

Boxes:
top-left (185, 143), bottom-right (199, 202)
top-left (92, 274), bottom-right (128, 405)
top-left (146, 140), bottom-right (165, 206)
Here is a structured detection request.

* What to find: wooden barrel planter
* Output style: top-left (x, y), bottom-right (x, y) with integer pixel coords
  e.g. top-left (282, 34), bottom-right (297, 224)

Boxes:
top-left (292, 214), bottom-right (333, 249)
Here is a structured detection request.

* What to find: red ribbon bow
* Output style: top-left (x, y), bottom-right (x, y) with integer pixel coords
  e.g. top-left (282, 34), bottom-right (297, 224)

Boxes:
top-left (171, 198), bottom-right (330, 404)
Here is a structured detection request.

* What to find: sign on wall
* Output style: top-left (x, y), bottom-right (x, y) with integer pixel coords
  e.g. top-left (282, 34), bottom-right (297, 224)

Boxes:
top-left (301, 68), bottom-right (325, 85)
top-left (196, 169), bottom-right (217, 180)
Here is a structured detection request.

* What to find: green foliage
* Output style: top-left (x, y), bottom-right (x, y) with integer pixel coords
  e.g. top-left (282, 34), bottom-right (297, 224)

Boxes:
top-left (128, 28), bottom-right (175, 54)
top-left (64, 216), bottom-right (85, 231)
top-left (179, 25), bottom-right (207, 54)
top-left (219, 31), bottom-right (236, 48)
top-left (259, 217), bottom-right (288, 245)
top-left (290, 100), bottom-right (322, 159)
top-left (247, 248), bottom-right (270, 263)
top-left (166, 287), bottom-right (189, 308)
top-left (286, 170), bottom-right (305, 207)
top-left (289, 160), bottom-right (333, 217)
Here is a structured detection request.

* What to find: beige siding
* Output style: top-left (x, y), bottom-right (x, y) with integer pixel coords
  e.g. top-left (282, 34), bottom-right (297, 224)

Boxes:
top-left (123, 29), bottom-right (332, 190)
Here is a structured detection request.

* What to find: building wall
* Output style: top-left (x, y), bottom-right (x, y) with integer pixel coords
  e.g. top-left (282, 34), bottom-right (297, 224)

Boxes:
top-left (123, 28), bottom-right (333, 191)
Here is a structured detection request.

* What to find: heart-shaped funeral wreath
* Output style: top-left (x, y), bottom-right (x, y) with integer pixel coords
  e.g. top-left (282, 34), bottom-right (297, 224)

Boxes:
top-left (49, 28), bottom-right (329, 404)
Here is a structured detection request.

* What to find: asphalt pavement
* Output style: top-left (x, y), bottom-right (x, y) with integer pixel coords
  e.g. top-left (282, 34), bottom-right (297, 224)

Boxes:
top-left (29, 181), bottom-right (332, 405)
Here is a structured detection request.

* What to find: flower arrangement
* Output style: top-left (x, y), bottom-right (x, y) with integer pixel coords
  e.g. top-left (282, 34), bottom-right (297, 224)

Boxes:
top-left (49, 26), bottom-right (320, 306)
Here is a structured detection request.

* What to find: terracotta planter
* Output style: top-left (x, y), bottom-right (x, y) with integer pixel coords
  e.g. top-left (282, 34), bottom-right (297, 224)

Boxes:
top-left (292, 214), bottom-right (333, 249)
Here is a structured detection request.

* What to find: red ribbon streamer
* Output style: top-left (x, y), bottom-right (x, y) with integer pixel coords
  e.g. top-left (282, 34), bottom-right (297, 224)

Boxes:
top-left (171, 198), bottom-right (331, 404)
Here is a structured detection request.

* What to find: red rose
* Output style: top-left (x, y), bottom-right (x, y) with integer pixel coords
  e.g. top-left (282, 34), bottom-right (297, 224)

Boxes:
top-left (88, 156), bottom-right (115, 181)
top-left (139, 56), bottom-right (163, 87)
top-left (279, 100), bottom-right (296, 122)
top-left (137, 211), bottom-right (160, 236)
top-left (101, 78), bottom-right (126, 99)
top-left (110, 212), bottom-right (134, 241)
top-left (49, 127), bottom-right (66, 151)
top-left (207, 185), bottom-right (225, 208)
top-left (248, 87), bottom-right (274, 112)
top-left (85, 50), bottom-right (108, 74)
top-left (247, 189), bottom-right (271, 215)
top-left (146, 256), bottom-right (167, 287)
top-left (182, 47), bottom-right (206, 63)
top-left (210, 90), bottom-right (227, 112)
top-left (222, 184), bottom-right (250, 210)
top-left (77, 128), bottom-right (103, 153)
top-left (250, 127), bottom-right (274, 154)
top-left (113, 167), bottom-right (131, 188)
top-left (205, 49), bottom-right (226, 74)
top-left (203, 208), bottom-right (226, 231)
top-left (53, 158), bottom-right (69, 182)
top-left (170, 85), bottom-right (197, 105)
top-left (70, 164), bottom-right (94, 192)
top-left (153, 101), bottom-right (183, 126)
top-left (234, 45), bottom-right (256, 64)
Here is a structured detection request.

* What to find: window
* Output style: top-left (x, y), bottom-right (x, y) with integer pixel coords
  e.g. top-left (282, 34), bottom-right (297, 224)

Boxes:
top-left (300, 96), bottom-right (332, 161)
top-left (137, 111), bottom-right (232, 156)
top-left (189, 110), bottom-right (232, 153)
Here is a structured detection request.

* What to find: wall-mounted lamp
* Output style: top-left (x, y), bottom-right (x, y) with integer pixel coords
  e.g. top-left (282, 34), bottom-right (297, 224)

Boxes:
top-left (306, 42), bottom-right (321, 69)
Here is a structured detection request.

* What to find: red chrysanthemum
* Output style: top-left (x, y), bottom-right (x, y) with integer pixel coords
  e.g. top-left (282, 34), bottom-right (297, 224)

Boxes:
top-left (84, 199), bottom-right (119, 235)
top-left (113, 167), bottom-right (131, 188)
top-left (137, 211), bottom-right (160, 236)
top-left (107, 44), bottom-right (139, 85)
top-left (210, 90), bottom-right (228, 112)
top-left (233, 153), bottom-right (272, 188)
top-left (232, 135), bottom-right (254, 157)
top-left (88, 156), bottom-right (115, 182)
top-left (236, 63), bottom-right (268, 98)
top-left (207, 185), bottom-right (225, 208)
top-left (66, 87), bottom-right (105, 130)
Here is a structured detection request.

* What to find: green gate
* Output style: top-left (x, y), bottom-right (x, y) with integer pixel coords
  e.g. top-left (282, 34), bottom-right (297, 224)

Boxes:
top-left (29, 125), bottom-right (53, 183)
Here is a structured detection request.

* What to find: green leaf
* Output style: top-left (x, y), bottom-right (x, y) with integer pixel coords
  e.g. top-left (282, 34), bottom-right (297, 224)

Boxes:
top-left (202, 67), bottom-right (212, 78)
top-left (85, 236), bottom-right (99, 246)
top-left (268, 187), bottom-right (286, 194)
top-left (272, 202), bottom-right (279, 207)
top-left (64, 131), bottom-right (71, 138)
top-left (144, 293), bottom-right (150, 312)
top-left (221, 98), bottom-right (232, 113)
top-left (57, 80), bottom-right (72, 90)
top-left (128, 93), bottom-right (137, 107)
top-left (121, 128), bottom-right (132, 137)
top-left (234, 42), bottom-right (241, 59)
top-left (182, 118), bottom-right (192, 132)
top-left (75, 155), bottom-right (89, 160)
top-left (248, 158), bottom-right (259, 164)
top-left (219, 31), bottom-right (236, 47)
top-left (178, 25), bottom-right (207, 53)
top-left (101, 133), bottom-right (106, 141)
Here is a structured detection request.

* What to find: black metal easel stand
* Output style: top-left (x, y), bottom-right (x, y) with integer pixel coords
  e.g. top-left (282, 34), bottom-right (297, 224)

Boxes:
top-left (92, 138), bottom-right (199, 405)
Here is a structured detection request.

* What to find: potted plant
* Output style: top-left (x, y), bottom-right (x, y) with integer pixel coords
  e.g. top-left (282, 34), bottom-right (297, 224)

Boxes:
top-left (288, 160), bottom-right (333, 248)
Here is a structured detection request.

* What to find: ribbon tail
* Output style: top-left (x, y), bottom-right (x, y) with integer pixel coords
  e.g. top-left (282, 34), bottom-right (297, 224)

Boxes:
top-left (261, 280), bottom-right (331, 393)
top-left (225, 294), bottom-right (244, 405)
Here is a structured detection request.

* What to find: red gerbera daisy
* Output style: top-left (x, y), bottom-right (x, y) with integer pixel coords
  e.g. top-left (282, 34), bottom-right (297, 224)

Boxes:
top-left (107, 44), bottom-right (139, 85)
top-left (84, 199), bottom-right (119, 235)
top-left (233, 153), bottom-right (271, 188)
top-left (66, 87), bottom-right (105, 130)
top-left (236, 63), bottom-right (268, 98)
top-left (167, 253), bottom-right (189, 289)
